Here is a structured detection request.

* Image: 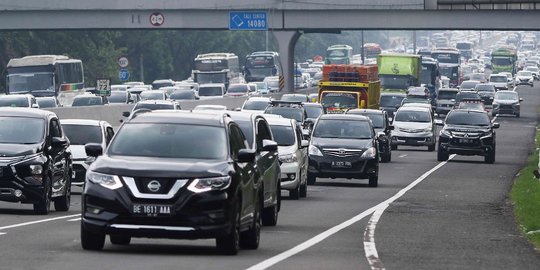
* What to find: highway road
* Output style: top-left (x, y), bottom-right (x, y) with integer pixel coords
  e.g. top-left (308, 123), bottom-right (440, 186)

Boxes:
top-left (0, 85), bottom-right (539, 270)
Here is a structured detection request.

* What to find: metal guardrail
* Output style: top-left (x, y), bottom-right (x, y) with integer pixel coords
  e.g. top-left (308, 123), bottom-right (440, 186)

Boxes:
top-left (436, 0), bottom-right (540, 9)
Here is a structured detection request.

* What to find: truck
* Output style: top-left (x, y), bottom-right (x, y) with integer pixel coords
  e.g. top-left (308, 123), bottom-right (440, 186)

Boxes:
top-left (377, 54), bottom-right (422, 92)
top-left (318, 64), bottom-right (380, 114)
top-left (491, 46), bottom-right (518, 75)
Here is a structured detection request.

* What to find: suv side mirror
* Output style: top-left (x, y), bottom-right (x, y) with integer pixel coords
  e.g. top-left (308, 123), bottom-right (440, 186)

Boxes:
top-left (85, 143), bottom-right (103, 157)
top-left (519, 98), bottom-right (523, 102)
top-left (237, 148), bottom-right (256, 163)
top-left (492, 122), bottom-right (500, 129)
top-left (261, 139), bottom-right (278, 152)
top-left (301, 140), bottom-right (309, 148)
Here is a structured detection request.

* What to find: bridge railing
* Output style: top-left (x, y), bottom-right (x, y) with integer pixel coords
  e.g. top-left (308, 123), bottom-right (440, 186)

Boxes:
top-left (435, 0), bottom-right (540, 9)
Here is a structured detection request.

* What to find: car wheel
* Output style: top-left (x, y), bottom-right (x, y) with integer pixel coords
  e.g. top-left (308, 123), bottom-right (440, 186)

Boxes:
top-left (428, 144), bottom-right (435, 152)
top-left (307, 173), bottom-right (316, 185)
top-left (516, 113), bottom-right (520, 118)
top-left (34, 176), bottom-right (52, 215)
top-left (391, 144), bottom-right (397, 150)
top-left (437, 145), bottom-right (449, 161)
top-left (54, 171), bottom-right (71, 212)
top-left (240, 198), bottom-right (261, 250)
top-left (216, 201), bottom-right (240, 255)
top-left (262, 184), bottom-right (279, 226)
top-left (110, 235), bottom-right (131, 245)
top-left (299, 180), bottom-right (307, 198)
top-left (485, 150), bottom-right (495, 164)
top-left (381, 151), bottom-right (391, 163)
top-left (81, 222), bottom-right (105, 250)
top-left (368, 174), bottom-right (378, 187)
top-left (290, 182), bottom-right (300, 200)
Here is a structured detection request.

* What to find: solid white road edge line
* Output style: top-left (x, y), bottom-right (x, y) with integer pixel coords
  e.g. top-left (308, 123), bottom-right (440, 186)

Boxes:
top-left (68, 218), bottom-right (82, 222)
top-left (246, 155), bottom-right (456, 270)
top-left (0, 232), bottom-right (6, 236)
top-left (0, 214), bottom-right (81, 231)
top-left (363, 154), bottom-right (456, 270)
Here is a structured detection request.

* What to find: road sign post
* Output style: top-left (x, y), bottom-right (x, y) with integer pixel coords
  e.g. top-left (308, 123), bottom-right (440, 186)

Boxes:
top-left (119, 69), bottom-right (130, 81)
top-left (96, 78), bottom-right (111, 96)
top-left (229, 11), bottom-right (267, 31)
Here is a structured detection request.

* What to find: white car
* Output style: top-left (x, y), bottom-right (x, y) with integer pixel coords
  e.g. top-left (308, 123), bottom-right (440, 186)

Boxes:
top-left (198, 83), bottom-right (226, 99)
top-left (391, 106), bottom-right (436, 151)
top-left (524, 66), bottom-right (540, 80)
top-left (0, 94), bottom-right (39, 108)
top-left (515, 71), bottom-right (534, 87)
top-left (139, 90), bottom-right (167, 101)
top-left (263, 76), bottom-right (280, 93)
top-left (192, 104), bottom-right (227, 111)
top-left (241, 97), bottom-right (272, 113)
top-left (266, 117), bottom-right (308, 199)
top-left (489, 74), bottom-right (511, 90)
top-left (253, 81), bottom-right (270, 95)
top-left (60, 119), bottom-right (114, 186)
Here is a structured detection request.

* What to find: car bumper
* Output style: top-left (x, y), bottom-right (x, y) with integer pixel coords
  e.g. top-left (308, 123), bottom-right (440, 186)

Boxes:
top-left (279, 162), bottom-right (300, 190)
top-left (308, 155), bottom-right (378, 180)
top-left (81, 181), bottom-right (234, 239)
top-left (0, 171), bottom-right (45, 203)
top-left (391, 131), bottom-right (435, 146)
top-left (492, 104), bottom-right (519, 115)
top-left (438, 136), bottom-right (494, 156)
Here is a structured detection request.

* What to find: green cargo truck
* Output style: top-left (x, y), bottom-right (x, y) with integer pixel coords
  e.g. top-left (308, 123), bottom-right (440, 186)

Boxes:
top-left (377, 54), bottom-right (421, 92)
top-left (491, 46), bottom-right (517, 75)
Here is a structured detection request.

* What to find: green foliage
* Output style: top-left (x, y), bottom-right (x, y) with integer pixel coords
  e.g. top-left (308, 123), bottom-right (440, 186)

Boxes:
top-left (511, 126), bottom-right (540, 249)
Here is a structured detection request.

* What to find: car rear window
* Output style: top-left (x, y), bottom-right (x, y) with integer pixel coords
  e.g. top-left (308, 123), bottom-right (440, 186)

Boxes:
top-left (62, 124), bottom-right (103, 145)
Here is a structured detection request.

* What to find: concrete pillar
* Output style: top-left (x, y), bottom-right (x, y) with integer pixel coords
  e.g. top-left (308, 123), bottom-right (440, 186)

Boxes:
top-left (273, 30), bottom-right (302, 93)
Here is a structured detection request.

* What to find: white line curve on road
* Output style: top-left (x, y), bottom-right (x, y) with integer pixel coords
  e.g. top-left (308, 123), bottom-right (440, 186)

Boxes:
top-left (363, 154), bottom-right (456, 270)
top-left (0, 214), bottom-right (81, 231)
top-left (246, 155), bottom-right (455, 270)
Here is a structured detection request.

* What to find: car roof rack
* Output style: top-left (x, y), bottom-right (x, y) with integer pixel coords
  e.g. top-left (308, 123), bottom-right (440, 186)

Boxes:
top-left (269, 100), bottom-right (304, 107)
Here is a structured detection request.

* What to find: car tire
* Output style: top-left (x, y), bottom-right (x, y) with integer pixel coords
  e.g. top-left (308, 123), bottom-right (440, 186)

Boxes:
top-left (33, 176), bottom-right (52, 215)
top-left (54, 173), bottom-right (71, 212)
top-left (110, 235), bottom-right (131, 245)
top-left (307, 173), bottom-right (316, 185)
top-left (81, 223), bottom-right (105, 250)
top-left (240, 198), bottom-right (261, 250)
top-left (381, 151), bottom-right (391, 163)
top-left (299, 180), bottom-right (307, 198)
top-left (391, 144), bottom-right (397, 150)
top-left (516, 113), bottom-right (520, 118)
top-left (216, 201), bottom-right (240, 255)
top-left (290, 183), bottom-right (300, 200)
top-left (428, 144), bottom-right (435, 152)
top-left (437, 145), bottom-right (449, 162)
top-left (485, 150), bottom-right (496, 164)
top-left (368, 174), bottom-right (378, 187)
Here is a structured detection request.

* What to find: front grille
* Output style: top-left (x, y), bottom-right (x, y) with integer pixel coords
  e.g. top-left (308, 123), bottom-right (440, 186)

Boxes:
top-left (450, 138), bottom-right (481, 147)
top-left (322, 148), bottom-right (364, 158)
top-left (133, 178), bottom-right (177, 195)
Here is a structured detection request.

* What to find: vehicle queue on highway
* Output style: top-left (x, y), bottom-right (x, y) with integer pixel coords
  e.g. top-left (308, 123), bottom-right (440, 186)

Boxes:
top-left (0, 30), bottom-right (536, 255)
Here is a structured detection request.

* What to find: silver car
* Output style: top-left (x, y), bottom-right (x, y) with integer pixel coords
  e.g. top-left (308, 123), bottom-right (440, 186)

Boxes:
top-left (492, 90), bottom-right (522, 117)
top-left (391, 106), bottom-right (436, 151)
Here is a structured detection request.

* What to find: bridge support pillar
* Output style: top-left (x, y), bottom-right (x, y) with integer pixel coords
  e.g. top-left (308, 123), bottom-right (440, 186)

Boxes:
top-left (273, 30), bottom-right (302, 93)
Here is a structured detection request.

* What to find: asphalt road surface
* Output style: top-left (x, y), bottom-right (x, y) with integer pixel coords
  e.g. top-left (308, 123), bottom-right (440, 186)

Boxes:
top-left (0, 85), bottom-right (539, 270)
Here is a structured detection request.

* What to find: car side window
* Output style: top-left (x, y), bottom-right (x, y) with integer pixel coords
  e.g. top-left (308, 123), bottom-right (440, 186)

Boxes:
top-left (106, 127), bottom-right (115, 145)
top-left (229, 125), bottom-right (245, 159)
top-left (50, 119), bottom-right (62, 138)
top-left (256, 119), bottom-right (272, 150)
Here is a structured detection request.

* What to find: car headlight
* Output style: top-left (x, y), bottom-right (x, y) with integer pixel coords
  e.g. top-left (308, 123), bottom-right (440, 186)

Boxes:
top-left (187, 176), bottom-right (231, 193)
top-left (279, 153), bottom-right (297, 163)
top-left (481, 131), bottom-right (493, 139)
top-left (423, 127), bottom-right (432, 133)
top-left (86, 171), bottom-right (123, 190)
top-left (29, 164), bottom-right (43, 175)
top-left (308, 145), bottom-right (323, 156)
top-left (440, 129), bottom-right (452, 137)
top-left (360, 147), bottom-right (376, 158)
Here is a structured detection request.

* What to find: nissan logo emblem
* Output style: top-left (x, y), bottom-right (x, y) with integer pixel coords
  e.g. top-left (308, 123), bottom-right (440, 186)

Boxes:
top-left (147, 180), bottom-right (161, 193)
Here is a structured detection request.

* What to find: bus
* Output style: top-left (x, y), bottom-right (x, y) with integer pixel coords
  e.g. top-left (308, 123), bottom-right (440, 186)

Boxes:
top-left (244, 51), bottom-right (282, 83)
top-left (6, 55), bottom-right (84, 97)
top-left (192, 53), bottom-right (240, 89)
top-left (363, 43), bottom-right (382, 60)
top-left (325, 45), bottom-right (353, 64)
top-left (456, 41), bottom-right (474, 60)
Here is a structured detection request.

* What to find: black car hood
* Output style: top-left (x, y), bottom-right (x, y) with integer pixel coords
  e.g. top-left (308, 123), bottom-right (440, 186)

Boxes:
top-left (91, 155), bottom-right (231, 178)
top-left (311, 137), bottom-right (373, 149)
top-left (444, 124), bottom-right (491, 133)
top-left (0, 143), bottom-right (42, 157)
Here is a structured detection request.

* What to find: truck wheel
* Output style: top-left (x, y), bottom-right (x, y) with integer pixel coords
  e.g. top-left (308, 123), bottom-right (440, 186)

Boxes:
top-left (81, 223), bottom-right (105, 250)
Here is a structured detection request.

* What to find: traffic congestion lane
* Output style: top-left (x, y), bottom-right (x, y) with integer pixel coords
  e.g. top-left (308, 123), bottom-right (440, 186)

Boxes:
top-left (0, 136), bottom-right (452, 270)
top-left (375, 84), bottom-right (540, 270)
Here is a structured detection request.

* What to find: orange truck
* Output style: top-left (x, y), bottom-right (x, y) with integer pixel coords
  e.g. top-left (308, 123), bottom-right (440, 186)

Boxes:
top-left (318, 64), bottom-right (381, 114)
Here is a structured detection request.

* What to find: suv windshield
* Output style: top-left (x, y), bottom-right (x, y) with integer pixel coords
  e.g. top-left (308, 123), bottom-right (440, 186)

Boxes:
top-left (199, 86), bottom-right (223, 96)
top-left (242, 100), bottom-right (269, 110)
top-left (140, 91), bottom-right (165, 100)
top-left (109, 123), bottom-right (227, 159)
top-left (0, 97), bottom-right (29, 107)
top-left (446, 111), bottom-right (490, 126)
top-left (313, 119), bottom-right (373, 139)
top-left (490, 76), bottom-right (507, 82)
top-left (395, 110), bottom-right (431, 123)
top-left (438, 91), bottom-right (457, 100)
top-left (265, 107), bottom-right (304, 123)
top-left (268, 125), bottom-right (296, 146)
top-left (62, 124), bottom-right (103, 145)
top-left (495, 92), bottom-right (518, 101)
top-left (349, 113), bottom-right (384, 128)
top-left (72, 97), bottom-right (102, 106)
top-left (108, 92), bottom-right (128, 103)
top-left (0, 117), bottom-right (44, 144)
top-left (380, 95), bottom-right (405, 107)
top-left (305, 106), bottom-right (324, 119)
top-left (133, 103), bottom-right (174, 111)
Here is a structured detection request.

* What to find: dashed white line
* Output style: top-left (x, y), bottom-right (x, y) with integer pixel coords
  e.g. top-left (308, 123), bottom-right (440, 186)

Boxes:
top-left (398, 154), bottom-right (408, 158)
top-left (0, 214), bottom-right (81, 232)
top-left (246, 155), bottom-right (456, 270)
top-left (0, 232), bottom-right (6, 236)
top-left (363, 154), bottom-right (456, 270)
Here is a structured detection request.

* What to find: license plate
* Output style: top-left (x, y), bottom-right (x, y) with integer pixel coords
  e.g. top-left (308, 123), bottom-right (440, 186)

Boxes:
top-left (132, 204), bottom-right (172, 217)
top-left (331, 161), bottom-right (352, 168)
top-left (459, 139), bottom-right (472, 144)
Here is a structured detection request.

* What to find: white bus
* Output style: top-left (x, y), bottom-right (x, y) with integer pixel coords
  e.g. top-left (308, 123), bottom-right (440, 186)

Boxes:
top-left (192, 53), bottom-right (240, 89)
top-left (6, 55), bottom-right (84, 97)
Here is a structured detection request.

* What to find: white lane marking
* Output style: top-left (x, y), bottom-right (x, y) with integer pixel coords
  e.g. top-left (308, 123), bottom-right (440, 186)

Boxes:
top-left (246, 155), bottom-right (455, 270)
top-left (0, 232), bottom-right (6, 236)
top-left (67, 218), bottom-right (82, 222)
top-left (363, 154), bottom-right (456, 270)
top-left (398, 154), bottom-right (408, 158)
top-left (0, 214), bottom-right (81, 231)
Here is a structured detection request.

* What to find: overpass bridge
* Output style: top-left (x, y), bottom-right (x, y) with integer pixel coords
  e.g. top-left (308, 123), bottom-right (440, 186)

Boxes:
top-left (0, 0), bottom-right (539, 91)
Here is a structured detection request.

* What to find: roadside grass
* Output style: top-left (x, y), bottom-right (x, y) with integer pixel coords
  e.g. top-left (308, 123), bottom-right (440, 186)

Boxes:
top-left (511, 125), bottom-right (540, 249)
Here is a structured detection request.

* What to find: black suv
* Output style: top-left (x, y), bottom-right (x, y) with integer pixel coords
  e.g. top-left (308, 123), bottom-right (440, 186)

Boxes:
top-left (81, 111), bottom-right (261, 255)
top-left (0, 108), bottom-right (72, 214)
top-left (307, 114), bottom-right (380, 187)
top-left (227, 111), bottom-right (281, 226)
top-left (437, 109), bottom-right (499, 164)
top-left (346, 109), bottom-right (393, 162)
